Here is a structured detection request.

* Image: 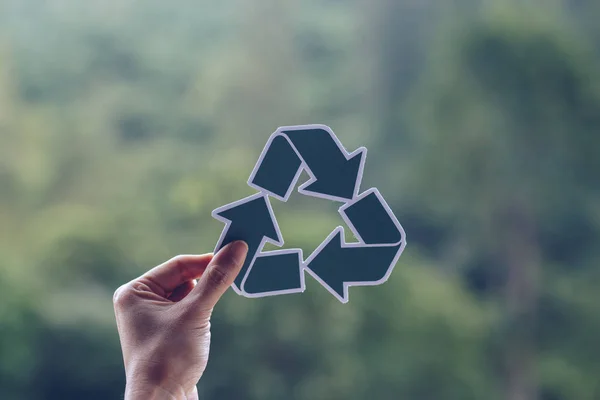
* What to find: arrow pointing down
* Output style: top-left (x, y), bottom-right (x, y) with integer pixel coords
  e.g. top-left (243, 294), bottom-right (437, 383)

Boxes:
top-left (248, 125), bottom-right (366, 202)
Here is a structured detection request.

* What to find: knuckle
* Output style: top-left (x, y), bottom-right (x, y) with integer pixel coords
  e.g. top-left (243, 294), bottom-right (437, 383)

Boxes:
top-left (169, 255), bottom-right (192, 281)
top-left (170, 254), bottom-right (187, 268)
top-left (113, 285), bottom-right (135, 309)
top-left (205, 265), bottom-right (230, 288)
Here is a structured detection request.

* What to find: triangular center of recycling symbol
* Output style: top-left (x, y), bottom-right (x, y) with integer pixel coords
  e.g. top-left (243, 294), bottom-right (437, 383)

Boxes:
top-left (212, 124), bottom-right (406, 303)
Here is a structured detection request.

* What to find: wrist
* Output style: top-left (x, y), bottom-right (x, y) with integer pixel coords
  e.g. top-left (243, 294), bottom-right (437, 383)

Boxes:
top-left (125, 383), bottom-right (178, 400)
top-left (125, 359), bottom-right (198, 400)
top-left (125, 382), bottom-right (198, 400)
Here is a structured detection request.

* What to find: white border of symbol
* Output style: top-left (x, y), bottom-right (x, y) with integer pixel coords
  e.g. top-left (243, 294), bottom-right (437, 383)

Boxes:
top-left (212, 124), bottom-right (407, 303)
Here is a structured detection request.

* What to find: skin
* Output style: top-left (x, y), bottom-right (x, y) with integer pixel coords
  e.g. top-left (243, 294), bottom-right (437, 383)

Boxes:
top-left (113, 241), bottom-right (249, 400)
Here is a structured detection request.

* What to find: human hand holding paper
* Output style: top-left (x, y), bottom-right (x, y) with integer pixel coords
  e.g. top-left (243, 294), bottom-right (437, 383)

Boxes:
top-left (113, 241), bottom-right (248, 400)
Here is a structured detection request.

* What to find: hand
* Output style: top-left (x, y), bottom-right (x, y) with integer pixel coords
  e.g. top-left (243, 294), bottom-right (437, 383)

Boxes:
top-left (113, 241), bottom-right (249, 400)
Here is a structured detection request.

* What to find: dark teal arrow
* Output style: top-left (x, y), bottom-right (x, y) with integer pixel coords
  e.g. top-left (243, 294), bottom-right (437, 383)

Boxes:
top-left (305, 229), bottom-right (401, 303)
top-left (242, 251), bottom-right (304, 296)
top-left (212, 193), bottom-right (282, 292)
top-left (283, 127), bottom-right (365, 201)
top-left (248, 134), bottom-right (303, 200)
top-left (340, 190), bottom-right (403, 245)
top-left (248, 125), bottom-right (366, 202)
top-left (304, 188), bottom-right (405, 303)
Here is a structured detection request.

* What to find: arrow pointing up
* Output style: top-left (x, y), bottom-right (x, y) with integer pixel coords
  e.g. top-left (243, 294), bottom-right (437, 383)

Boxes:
top-left (212, 193), bottom-right (282, 292)
top-left (282, 126), bottom-right (366, 202)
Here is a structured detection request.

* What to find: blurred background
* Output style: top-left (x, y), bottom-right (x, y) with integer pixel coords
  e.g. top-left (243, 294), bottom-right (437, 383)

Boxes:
top-left (1, 0), bottom-right (599, 399)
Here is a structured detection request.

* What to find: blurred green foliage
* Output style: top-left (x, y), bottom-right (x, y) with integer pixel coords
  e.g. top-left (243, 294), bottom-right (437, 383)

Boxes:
top-left (1, 0), bottom-right (599, 399)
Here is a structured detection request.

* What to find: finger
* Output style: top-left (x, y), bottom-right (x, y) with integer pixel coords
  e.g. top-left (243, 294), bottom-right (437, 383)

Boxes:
top-left (186, 241), bottom-right (248, 310)
top-left (168, 280), bottom-right (197, 302)
top-left (138, 254), bottom-right (213, 297)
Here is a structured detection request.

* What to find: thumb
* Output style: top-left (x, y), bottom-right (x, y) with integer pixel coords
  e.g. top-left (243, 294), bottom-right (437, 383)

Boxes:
top-left (185, 240), bottom-right (248, 311)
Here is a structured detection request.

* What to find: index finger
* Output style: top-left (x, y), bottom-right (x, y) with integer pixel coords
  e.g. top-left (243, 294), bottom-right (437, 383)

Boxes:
top-left (138, 254), bottom-right (213, 297)
top-left (185, 241), bottom-right (248, 310)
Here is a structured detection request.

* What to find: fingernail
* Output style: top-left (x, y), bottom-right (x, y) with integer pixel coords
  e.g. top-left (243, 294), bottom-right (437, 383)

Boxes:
top-left (218, 241), bottom-right (249, 267)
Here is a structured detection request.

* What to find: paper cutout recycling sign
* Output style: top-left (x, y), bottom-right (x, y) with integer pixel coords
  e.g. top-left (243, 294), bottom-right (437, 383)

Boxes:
top-left (212, 124), bottom-right (406, 303)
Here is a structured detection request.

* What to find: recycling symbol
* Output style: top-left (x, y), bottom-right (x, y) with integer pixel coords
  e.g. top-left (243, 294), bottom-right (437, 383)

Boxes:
top-left (212, 125), bottom-right (406, 303)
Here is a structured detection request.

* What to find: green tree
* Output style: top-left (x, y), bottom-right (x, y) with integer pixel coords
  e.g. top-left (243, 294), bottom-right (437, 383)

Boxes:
top-left (410, 8), bottom-right (600, 400)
